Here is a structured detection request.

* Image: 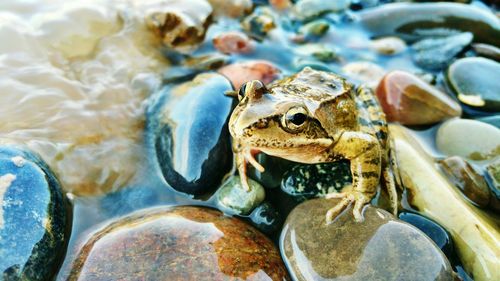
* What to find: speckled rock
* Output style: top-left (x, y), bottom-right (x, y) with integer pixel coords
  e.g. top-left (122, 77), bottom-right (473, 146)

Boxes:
top-left (280, 198), bottom-right (454, 281)
top-left (446, 57), bottom-right (500, 112)
top-left (216, 176), bottom-right (266, 215)
top-left (67, 206), bottom-right (289, 281)
top-left (0, 146), bottom-right (71, 280)
top-left (439, 156), bottom-right (491, 208)
top-left (218, 60), bottom-right (280, 89)
top-left (281, 161), bottom-right (351, 202)
top-left (411, 32), bottom-right (473, 70)
top-left (147, 73), bottom-right (234, 195)
top-left (144, 0), bottom-right (213, 53)
top-left (376, 71), bottom-right (462, 125)
top-left (436, 118), bottom-right (500, 161)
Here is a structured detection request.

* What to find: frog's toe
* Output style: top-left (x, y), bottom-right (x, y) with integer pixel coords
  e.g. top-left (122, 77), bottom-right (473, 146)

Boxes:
top-left (325, 191), bottom-right (370, 223)
top-left (325, 196), bottom-right (352, 224)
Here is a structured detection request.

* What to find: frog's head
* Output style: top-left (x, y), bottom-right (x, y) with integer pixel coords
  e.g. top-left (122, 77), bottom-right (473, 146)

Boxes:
top-left (229, 68), bottom-right (353, 163)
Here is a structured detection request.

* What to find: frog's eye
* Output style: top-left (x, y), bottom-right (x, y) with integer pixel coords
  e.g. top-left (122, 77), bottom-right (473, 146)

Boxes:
top-left (282, 106), bottom-right (308, 132)
top-left (238, 83), bottom-right (248, 101)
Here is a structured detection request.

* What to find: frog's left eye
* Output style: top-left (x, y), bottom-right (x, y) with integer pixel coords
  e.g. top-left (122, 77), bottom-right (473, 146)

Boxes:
top-left (282, 106), bottom-right (308, 132)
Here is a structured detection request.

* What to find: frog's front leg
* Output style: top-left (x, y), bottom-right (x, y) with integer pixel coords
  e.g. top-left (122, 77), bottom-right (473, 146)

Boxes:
top-left (325, 132), bottom-right (381, 224)
top-left (233, 140), bottom-right (265, 191)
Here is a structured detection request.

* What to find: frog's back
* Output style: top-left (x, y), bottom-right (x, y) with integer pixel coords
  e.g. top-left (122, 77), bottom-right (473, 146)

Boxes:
top-left (354, 85), bottom-right (389, 149)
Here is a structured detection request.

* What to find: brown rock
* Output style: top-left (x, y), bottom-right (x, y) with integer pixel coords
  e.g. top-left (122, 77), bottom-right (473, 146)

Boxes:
top-left (218, 60), bottom-right (280, 89)
top-left (376, 71), bottom-right (462, 125)
top-left (213, 31), bottom-right (254, 54)
top-left (281, 198), bottom-right (454, 281)
top-left (438, 156), bottom-right (491, 208)
top-left (68, 206), bottom-right (289, 281)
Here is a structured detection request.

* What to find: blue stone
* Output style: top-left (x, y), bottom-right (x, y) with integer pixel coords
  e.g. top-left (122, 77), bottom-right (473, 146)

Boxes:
top-left (147, 73), bottom-right (234, 195)
top-left (0, 146), bottom-right (71, 280)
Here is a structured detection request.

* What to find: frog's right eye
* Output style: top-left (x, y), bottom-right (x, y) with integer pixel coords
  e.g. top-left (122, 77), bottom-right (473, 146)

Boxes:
top-left (238, 83), bottom-right (247, 101)
top-left (282, 106), bottom-right (309, 133)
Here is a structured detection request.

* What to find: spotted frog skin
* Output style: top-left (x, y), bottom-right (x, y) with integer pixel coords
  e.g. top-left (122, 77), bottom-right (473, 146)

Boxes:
top-left (229, 67), bottom-right (397, 223)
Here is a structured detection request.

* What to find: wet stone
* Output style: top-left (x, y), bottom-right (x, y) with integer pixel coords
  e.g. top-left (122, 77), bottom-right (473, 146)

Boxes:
top-left (486, 160), bottom-right (500, 212)
top-left (438, 156), bottom-right (491, 208)
top-left (296, 44), bottom-right (338, 62)
top-left (411, 32), bottom-right (473, 70)
top-left (147, 73), bottom-right (234, 195)
top-left (281, 161), bottom-right (351, 202)
top-left (144, 0), bottom-right (213, 53)
top-left (446, 57), bottom-right (500, 112)
top-left (241, 7), bottom-right (276, 39)
top-left (370, 36), bottom-right (407, 55)
top-left (218, 60), bottom-right (280, 89)
top-left (216, 176), bottom-right (266, 215)
top-left (342, 61), bottom-right (385, 89)
top-left (436, 118), bottom-right (500, 161)
top-left (376, 70), bottom-right (462, 125)
top-left (359, 2), bottom-right (500, 47)
top-left (68, 206), bottom-right (289, 281)
top-left (213, 31), bottom-right (255, 54)
top-left (0, 146), bottom-right (71, 281)
top-left (293, 0), bottom-right (351, 20)
top-left (249, 201), bottom-right (282, 235)
top-left (207, 0), bottom-right (253, 18)
top-left (472, 43), bottom-right (500, 61)
top-left (398, 211), bottom-right (455, 261)
top-left (477, 115), bottom-right (500, 129)
top-left (298, 20), bottom-right (330, 40)
top-left (281, 198), bottom-right (455, 281)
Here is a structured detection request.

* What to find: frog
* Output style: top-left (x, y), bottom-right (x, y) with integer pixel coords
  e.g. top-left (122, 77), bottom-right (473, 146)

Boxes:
top-left (228, 67), bottom-right (398, 224)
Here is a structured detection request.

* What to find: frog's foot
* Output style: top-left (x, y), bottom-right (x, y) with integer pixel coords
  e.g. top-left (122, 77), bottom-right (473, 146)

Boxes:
top-left (236, 149), bottom-right (265, 192)
top-left (325, 191), bottom-right (371, 224)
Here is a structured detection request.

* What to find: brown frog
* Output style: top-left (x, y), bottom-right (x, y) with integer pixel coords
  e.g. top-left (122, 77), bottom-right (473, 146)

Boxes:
top-left (229, 67), bottom-right (398, 223)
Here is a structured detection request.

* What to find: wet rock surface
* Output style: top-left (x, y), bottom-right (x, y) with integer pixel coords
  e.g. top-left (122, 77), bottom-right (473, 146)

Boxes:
top-left (281, 198), bottom-right (455, 281)
top-left (147, 73), bottom-right (234, 195)
top-left (216, 176), bottom-right (266, 215)
top-left (359, 2), bottom-right (500, 46)
top-left (218, 60), bottom-right (280, 89)
top-left (68, 206), bottom-right (289, 281)
top-left (0, 146), bottom-right (70, 281)
top-left (439, 156), bottom-right (491, 208)
top-left (398, 212), bottom-right (455, 261)
top-left (411, 32), bottom-right (473, 70)
top-left (144, 0), bottom-right (213, 52)
top-left (436, 118), bottom-right (500, 161)
top-left (376, 71), bottom-right (462, 125)
top-left (446, 57), bottom-right (500, 112)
